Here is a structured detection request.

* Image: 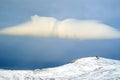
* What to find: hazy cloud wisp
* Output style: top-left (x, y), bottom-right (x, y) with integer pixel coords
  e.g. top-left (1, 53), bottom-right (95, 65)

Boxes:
top-left (0, 15), bottom-right (120, 40)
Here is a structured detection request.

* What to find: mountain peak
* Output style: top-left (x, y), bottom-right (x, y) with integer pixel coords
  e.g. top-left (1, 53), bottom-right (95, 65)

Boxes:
top-left (69, 57), bottom-right (119, 66)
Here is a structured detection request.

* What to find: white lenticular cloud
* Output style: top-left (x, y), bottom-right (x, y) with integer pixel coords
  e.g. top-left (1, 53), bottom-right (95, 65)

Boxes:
top-left (0, 15), bottom-right (120, 40)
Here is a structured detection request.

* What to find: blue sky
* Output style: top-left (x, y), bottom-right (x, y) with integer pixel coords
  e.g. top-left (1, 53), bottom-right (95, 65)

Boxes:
top-left (0, 0), bottom-right (120, 69)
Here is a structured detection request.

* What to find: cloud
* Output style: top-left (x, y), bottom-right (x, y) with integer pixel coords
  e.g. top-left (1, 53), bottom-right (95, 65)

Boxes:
top-left (0, 15), bottom-right (120, 40)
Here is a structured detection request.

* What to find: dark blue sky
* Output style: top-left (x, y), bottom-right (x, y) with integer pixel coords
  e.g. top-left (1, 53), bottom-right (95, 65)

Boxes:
top-left (0, 0), bottom-right (120, 69)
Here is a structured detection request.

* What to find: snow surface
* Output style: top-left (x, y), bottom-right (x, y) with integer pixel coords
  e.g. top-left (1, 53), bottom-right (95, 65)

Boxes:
top-left (0, 57), bottom-right (120, 80)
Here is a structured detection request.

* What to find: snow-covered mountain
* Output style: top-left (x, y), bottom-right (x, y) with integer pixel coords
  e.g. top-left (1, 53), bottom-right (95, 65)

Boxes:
top-left (0, 57), bottom-right (120, 80)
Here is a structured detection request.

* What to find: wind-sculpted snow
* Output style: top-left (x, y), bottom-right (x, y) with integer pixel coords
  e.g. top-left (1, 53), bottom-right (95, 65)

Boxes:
top-left (0, 57), bottom-right (120, 80)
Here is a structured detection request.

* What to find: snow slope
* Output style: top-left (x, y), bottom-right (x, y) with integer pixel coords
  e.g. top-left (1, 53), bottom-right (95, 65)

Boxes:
top-left (0, 57), bottom-right (120, 80)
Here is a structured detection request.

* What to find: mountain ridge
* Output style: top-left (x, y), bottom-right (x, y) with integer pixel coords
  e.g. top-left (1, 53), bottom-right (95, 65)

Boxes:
top-left (0, 57), bottom-right (120, 80)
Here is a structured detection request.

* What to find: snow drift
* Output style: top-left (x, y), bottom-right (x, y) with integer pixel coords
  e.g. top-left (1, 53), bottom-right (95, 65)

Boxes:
top-left (0, 57), bottom-right (120, 80)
